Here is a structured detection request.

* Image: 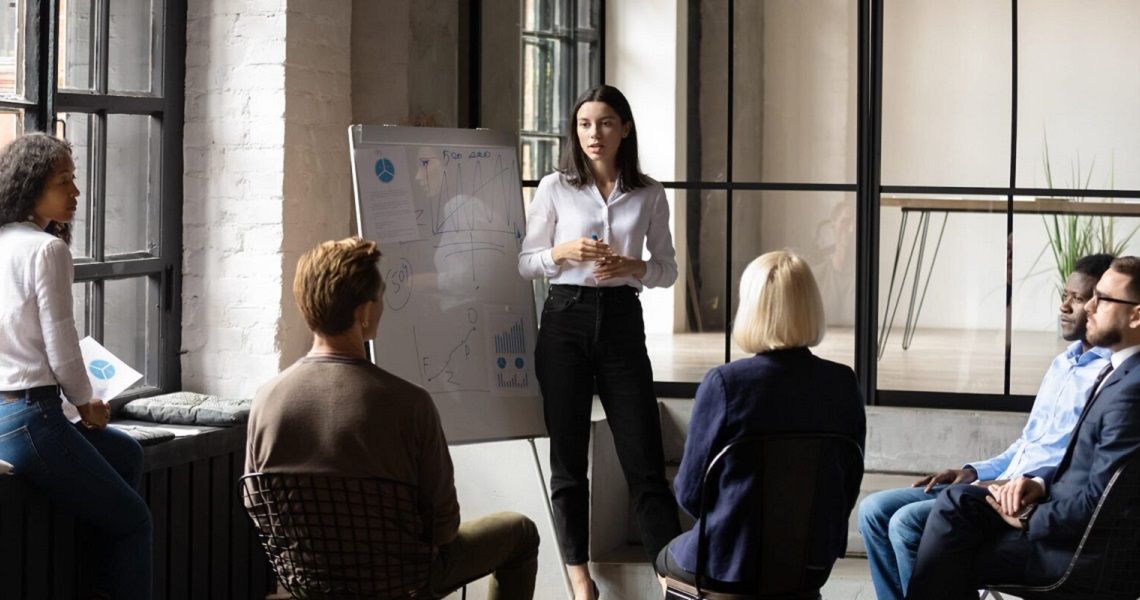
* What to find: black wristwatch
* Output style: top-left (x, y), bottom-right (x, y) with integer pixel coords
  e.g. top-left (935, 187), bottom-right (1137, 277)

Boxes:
top-left (1017, 504), bottom-right (1037, 532)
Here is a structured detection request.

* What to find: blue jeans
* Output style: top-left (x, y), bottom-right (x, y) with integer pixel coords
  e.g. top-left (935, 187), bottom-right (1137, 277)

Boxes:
top-left (857, 485), bottom-right (945, 600)
top-left (0, 395), bottom-right (153, 599)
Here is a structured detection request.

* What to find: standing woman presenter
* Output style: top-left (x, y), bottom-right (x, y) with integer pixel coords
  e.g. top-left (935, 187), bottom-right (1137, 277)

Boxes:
top-left (519, 85), bottom-right (681, 600)
top-left (0, 133), bottom-right (152, 598)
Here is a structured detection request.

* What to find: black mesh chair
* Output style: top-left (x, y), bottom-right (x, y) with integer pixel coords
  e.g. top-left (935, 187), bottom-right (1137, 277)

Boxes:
top-left (241, 472), bottom-right (462, 600)
top-left (664, 432), bottom-right (864, 600)
top-left (980, 454), bottom-right (1140, 600)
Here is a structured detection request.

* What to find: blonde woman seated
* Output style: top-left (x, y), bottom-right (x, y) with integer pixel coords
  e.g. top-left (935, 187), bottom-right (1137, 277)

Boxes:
top-left (656, 250), bottom-right (866, 592)
top-left (246, 237), bottom-right (540, 599)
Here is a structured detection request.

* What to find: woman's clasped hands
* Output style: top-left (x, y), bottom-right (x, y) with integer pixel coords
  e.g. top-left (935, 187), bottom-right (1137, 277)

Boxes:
top-left (552, 236), bottom-right (647, 280)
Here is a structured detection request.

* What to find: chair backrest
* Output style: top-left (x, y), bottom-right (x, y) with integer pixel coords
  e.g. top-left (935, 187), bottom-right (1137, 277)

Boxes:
top-left (1047, 453), bottom-right (1140, 599)
top-left (239, 472), bottom-right (435, 600)
top-left (694, 432), bottom-right (864, 598)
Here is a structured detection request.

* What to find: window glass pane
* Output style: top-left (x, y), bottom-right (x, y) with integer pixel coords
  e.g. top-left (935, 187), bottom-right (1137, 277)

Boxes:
top-left (729, 192), bottom-right (856, 369)
top-left (881, 0), bottom-right (1011, 188)
top-left (58, 112), bottom-right (92, 258)
top-left (1010, 203), bottom-right (1140, 395)
top-left (58, 0), bottom-right (95, 91)
top-left (521, 136), bottom-right (559, 181)
top-left (524, 0), bottom-right (564, 32)
top-left (877, 195), bottom-right (1007, 393)
top-left (0, 108), bottom-right (22, 148)
top-left (577, 0), bottom-right (598, 29)
top-left (109, 0), bottom-right (159, 93)
top-left (607, 0), bottom-right (726, 183)
top-left (732, 0), bottom-right (856, 184)
top-left (649, 190), bottom-right (727, 383)
top-left (105, 114), bottom-right (156, 255)
top-left (522, 37), bottom-right (565, 134)
top-left (104, 276), bottom-right (154, 389)
top-left (0, 0), bottom-right (23, 99)
top-left (72, 281), bottom-right (90, 338)
top-left (1017, 2), bottom-right (1140, 191)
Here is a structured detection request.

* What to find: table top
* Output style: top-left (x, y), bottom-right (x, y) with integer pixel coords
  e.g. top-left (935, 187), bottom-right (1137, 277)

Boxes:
top-left (881, 196), bottom-right (1140, 217)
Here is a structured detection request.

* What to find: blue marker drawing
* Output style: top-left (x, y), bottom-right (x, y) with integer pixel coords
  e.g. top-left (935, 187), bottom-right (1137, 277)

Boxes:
top-left (88, 359), bottom-right (116, 381)
top-left (375, 157), bottom-right (396, 183)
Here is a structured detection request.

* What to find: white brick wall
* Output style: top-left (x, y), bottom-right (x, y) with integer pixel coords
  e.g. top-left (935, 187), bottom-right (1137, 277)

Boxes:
top-left (183, 0), bottom-right (353, 396)
top-left (279, 0), bottom-right (354, 365)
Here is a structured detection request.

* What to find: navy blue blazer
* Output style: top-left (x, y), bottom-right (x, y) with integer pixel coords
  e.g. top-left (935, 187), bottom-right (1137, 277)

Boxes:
top-left (1023, 350), bottom-right (1140, 575)
top-left (669, 347), bottom-right (867, 583)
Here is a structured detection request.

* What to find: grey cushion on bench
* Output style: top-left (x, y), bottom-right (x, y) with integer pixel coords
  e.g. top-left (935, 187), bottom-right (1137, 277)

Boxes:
top-left (120, 392), bottom-right (252, 426)
top-left (110, 424), bottom-right (177, 447)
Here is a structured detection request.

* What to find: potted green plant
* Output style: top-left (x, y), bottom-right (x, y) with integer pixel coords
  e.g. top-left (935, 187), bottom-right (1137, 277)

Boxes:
top-left (1039, 137), bottom-right (1136, 289)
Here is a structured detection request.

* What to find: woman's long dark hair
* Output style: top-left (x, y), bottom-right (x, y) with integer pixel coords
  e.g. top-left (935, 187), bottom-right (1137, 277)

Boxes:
top-left (558, 84), bottom-right (649, 192)
top-left (0, 133), bottom-right (74, 244)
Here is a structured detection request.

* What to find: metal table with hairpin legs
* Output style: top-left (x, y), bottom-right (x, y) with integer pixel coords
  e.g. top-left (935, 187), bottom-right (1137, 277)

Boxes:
top-left (877, 196), bottom-right (1140, 360)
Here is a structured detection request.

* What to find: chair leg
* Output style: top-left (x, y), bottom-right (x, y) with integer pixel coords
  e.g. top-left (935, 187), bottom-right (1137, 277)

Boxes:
top-left (461, 584), bottom-right (466, 599)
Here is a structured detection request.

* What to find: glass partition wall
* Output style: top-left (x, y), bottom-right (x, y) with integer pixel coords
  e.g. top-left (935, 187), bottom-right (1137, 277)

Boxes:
top-left (521, 0), bottom-right (1140, 409)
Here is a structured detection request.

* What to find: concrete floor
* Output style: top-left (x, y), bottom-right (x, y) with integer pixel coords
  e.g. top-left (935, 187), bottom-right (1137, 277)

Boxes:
top-left (821, 558), bottom-right (877, 599)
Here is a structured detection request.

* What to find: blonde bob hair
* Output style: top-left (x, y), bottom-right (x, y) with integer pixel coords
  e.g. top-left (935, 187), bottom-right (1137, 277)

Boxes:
top-left (731, 250), bottom-right (825, 354)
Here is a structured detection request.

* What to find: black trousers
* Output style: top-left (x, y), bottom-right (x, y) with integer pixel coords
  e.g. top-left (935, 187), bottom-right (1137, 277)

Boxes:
top-left (535, 284), bottom-right (681, 565)
top-left (907, 484), bottom-right (1053, 600)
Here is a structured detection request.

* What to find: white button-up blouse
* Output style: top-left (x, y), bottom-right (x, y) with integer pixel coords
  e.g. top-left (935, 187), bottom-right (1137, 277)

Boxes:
top-left (518, 172), bottom-right (677, 290)
top-left (0, 221), bottom-right (92, 406)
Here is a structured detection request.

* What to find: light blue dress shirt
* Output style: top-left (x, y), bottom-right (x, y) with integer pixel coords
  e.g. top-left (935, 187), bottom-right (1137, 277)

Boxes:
top-left (967, 341), bottom-right (1111, 481)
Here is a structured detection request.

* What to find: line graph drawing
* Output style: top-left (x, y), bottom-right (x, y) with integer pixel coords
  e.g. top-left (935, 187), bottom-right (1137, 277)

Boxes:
top-left (415, 149), bottom-right (524, 237)
top-left (412, 306), bottom-right (488, 394)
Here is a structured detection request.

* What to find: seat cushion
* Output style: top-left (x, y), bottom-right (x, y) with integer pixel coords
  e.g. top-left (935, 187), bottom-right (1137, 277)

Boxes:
top-left (110, 424), bottom-right (177, 447)
top-left (120, 392), bottom-right (251, 426)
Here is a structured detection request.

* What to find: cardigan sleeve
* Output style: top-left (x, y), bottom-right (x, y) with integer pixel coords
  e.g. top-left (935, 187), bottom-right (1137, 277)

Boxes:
top-left (674, 368), bottom-right (728, 518)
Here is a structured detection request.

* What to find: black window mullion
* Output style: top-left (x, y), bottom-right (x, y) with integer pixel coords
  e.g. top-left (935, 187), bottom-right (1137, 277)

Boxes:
top-left (91, 279), bottom-right (104, 342)
top-left (158, 0), bottom-right (186, 391)
top-left (1003, 0), bottom-right (1020, 397)
top-left (96, 0), bottom-right (109, 94)
top-left (91, 112), bottom-right (106, 261)
top-left (27, 0), bottom-right (50, 130)
top-left (724, 0), bottom-right (734, 365)
top-left (55, 92), bottom-right (166, 114)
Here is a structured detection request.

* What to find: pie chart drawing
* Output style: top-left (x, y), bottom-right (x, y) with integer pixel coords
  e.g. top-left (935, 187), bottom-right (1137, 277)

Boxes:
top-left (88, 359), bottom-right (116, 380)
top-left (375, 158), bottom-right (396, 183)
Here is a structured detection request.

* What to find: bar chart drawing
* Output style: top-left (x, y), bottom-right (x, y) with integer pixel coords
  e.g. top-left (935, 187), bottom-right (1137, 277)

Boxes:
top-left (486, 309), bottom-right (535, 396)
top-left (494, 318), bottom-right (527, 354)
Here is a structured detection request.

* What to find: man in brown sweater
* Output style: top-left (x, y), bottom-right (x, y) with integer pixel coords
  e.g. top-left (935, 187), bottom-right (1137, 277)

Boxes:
top-left (246, 237), bottom-right (539, 599)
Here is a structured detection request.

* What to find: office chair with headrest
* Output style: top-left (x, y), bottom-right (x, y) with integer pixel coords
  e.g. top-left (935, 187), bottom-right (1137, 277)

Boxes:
top-left (241, 472), bottom-right (465, 600)
top-left (664, 432), bottom-right (864, 600)
top-left (980, 453), bottom-right (1140, 600)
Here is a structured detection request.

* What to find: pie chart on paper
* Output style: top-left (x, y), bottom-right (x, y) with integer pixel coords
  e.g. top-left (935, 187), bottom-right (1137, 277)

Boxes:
top-left (375, 158), bottom-right (396, 183)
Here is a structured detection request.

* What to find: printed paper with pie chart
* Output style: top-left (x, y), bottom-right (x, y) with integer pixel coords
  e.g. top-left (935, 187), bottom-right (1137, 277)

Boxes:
top-left (352, 147), bottom-right (420, 243)
top-left (78, 337), bottom-right (143, 401)
top-left (485, 308), bottom-right (535, 396)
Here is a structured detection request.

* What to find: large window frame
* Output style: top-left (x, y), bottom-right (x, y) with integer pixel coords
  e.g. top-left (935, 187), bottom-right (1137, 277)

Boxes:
top-left (515, 0), bottom-right (1140, 412)
top-left (0, 0), bottom-right (185, 400)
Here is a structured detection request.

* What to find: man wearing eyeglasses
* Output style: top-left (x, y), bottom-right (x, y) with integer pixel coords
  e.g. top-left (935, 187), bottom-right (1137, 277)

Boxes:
top-left (905, 256), bottom-right (1140, 599)
top-left (858, 253), bottom-right (1114, 600)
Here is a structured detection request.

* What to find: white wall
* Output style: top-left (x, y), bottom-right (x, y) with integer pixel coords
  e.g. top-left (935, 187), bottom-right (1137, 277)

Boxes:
top-left (880, 0), bottom-right (1140, 332)
top-left (182, 0), bottom-right (352, 396)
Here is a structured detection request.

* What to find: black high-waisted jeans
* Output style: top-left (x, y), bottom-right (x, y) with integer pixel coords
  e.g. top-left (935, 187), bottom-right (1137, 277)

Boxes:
top-left (535, 284), bottom-right (681, 566)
